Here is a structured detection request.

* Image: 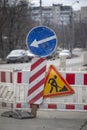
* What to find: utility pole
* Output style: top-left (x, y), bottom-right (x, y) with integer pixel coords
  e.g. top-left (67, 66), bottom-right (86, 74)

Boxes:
top-left (70, 0), bottom-right (79, 53)
top-left (40, 0), bottom-right (42, 25)
top-left (60, 16), bottom-right (65, 49)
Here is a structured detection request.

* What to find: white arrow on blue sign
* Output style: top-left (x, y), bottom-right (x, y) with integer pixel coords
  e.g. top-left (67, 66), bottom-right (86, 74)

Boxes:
top-left (26, 26), bottom-right (57, 57)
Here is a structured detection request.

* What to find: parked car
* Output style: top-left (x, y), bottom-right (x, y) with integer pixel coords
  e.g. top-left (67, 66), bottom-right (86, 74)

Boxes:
top-left (59, 49), bottom-right (72, 58)
top-left (6, 49), bottom-right (28, 63)
top-left (26, 50), bottom-right (35, 61)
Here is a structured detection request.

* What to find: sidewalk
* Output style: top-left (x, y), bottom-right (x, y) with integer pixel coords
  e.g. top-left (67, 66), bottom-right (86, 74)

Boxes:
top-left (0, 108), bottom-right (87, 130)
top-left (0, 108), bottom-right (87, 120)
top-left (37, 109), bottom-right (87, 119)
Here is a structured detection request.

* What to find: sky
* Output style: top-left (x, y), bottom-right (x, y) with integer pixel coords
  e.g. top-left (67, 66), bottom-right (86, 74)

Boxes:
top-left (30, 0), bottom-right (87, 10)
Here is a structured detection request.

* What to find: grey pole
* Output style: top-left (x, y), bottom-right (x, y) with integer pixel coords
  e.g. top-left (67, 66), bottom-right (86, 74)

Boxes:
top-left (40, 0), bottom-right (42, 25)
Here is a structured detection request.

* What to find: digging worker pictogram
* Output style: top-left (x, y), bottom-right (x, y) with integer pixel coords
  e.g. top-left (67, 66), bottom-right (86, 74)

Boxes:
top-left (48, 75), bottom-right (61, 93)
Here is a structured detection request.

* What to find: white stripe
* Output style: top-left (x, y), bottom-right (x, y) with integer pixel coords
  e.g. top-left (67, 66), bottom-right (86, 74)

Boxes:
top-left (57, 104), bottom-right (66, 110)
top-left (22, 71), bottom-right (30, 84)
top-left (61, 72), bottom-right (66, 79)
top-left (38, 35), bottom-right (56, 45)
top-left (6, 72), bottom-right (10, 83)
top-left (75, 73), bottom-right (83, 85)
top-left (9, 92), bottom-right (14, 102)
top-left (30, 60), bottom-right (46, 77)
top-left (75, 104), bottom-right (83, 110)
top-left (31, 57), bottom-right (40, 64)
top-left (0, 86), bottom-right (5, 96)
top-left (27, 84), bottom-right (44, 101)
top-left (2, 87), bottom-right (8, 98)
top-left (34, 97), bottom-right (43, 104)
top-left (39, 103), bottom-right (48, 109)
top-left (31, 35), bottom-right (56, 47)
top-left (77, 86), bottom-right (82, 103)
top-left (6, 91), bottom-right (13, 101)
top-left (29, 72), bottom-right (46, 89)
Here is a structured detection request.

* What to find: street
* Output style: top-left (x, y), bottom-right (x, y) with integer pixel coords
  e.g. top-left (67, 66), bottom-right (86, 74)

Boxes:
top-left (0, 109), bottom-right (87, 130)
top-left (0, 49), bottom-right (87, 130)
top-left (0, 0), bottom-right (87, 129)
top-left (0, 49), bottom-right (85, 71)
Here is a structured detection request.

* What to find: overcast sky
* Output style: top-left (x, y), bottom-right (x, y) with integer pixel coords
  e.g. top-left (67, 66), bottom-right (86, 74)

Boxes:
top-left (30, 0), bottom-right (87, 10)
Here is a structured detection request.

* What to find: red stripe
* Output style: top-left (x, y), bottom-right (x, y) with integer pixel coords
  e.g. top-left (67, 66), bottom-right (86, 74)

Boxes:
top-left (29, 91), bottom-right (43, 104)
top-left (17, 72), bottom-right (22, 83)
top-left (1, 72), bottom-right (6, 82)
top-left (10, 72), bottom-right (13, 83)
top-left (84, 74), bottom-right (87, 85)
top-left (2, 102), bottom-right (7, 107)
top-left (66, 104), bottom-right (75, 109)
top-left (66, 73), bottom-right (75, 84)
top-left (84, 105), bottom-right (87, 110)
top-left (31, 58), bottom-right (45, 71)
top-left (16, 103), bottom-right (22, 108)
top-left (29, 66), bottom-right (46, 83)
top-left (28, 78), bottom-right (45, 96)
top-left (48, 104), bottom-right (57, 109)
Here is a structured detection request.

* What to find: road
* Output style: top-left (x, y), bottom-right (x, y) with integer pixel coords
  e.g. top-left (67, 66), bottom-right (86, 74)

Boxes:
top-left (0, 49), bottom-right (87, 130)
top-left (0, 49), bottom-right (85, 71)
top-left (0, 109), bottom-right (87, 130)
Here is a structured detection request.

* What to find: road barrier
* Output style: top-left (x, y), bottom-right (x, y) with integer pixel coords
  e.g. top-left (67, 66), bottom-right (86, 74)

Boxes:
top-left (0, 70), bottom-right (14, 109)
top-left (0, 69), bottom-right (87, 111)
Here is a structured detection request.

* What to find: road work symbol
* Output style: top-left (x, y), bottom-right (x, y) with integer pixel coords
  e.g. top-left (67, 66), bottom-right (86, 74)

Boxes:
top-left (48, 75), bottom-right (60, 93)
top-left (44, 65), bottom-right (74, 98)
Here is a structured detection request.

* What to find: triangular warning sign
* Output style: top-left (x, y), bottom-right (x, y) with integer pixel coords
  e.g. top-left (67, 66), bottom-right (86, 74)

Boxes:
top-left (44, 65), bottom-right (74, 97)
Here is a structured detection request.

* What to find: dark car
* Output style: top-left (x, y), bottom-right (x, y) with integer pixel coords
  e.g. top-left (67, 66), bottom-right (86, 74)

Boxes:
top-left (6, 49), bottom-right (28, 63)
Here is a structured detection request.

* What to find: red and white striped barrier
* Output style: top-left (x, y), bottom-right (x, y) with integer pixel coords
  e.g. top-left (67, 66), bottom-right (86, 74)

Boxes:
top-left (16, 71), bottom-right (30, 84)
top-left (0, 69), bottom-right (87, 112)
top-left (1, 101), bottom-right (87, 111)
top-left (0, 85), bottom-right (14, 103)
top-left (15, 71), bottom-right (87, 85)
top-left (15, 102), bottom-right (87, 111)
top-left (0, 70), bottom-right (14, 107)
top-left (0, 102), bottom-right (13, 109)
top-left (27, 58), bottom-right (47, 104)
top-left (60, 71), bottom-right (87, 85)
top-left (0, 71), bottom-right (13, 83)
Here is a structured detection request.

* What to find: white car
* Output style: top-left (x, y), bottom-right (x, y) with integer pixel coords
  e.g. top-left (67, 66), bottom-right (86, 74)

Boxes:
top-left (6, 49), bottom-right (29, 63)
top-left (59, 49), bottom-right (72, 59)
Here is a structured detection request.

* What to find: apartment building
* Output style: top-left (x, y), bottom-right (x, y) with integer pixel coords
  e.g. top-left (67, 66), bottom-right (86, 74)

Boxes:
top-left (80, 6), bottom-right (87, 23)
top-left (31, 4), bottom-right (72, 25)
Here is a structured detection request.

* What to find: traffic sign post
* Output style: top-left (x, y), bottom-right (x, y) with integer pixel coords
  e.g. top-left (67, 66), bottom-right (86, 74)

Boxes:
top-left (26, 26), bottom-right (57, 57)
top-left (26, 26), bottom-right (57, 117)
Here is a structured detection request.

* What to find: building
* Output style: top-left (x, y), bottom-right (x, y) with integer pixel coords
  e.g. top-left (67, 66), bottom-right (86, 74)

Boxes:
top-left (31, 6), bottom-right (53, 24)
top-left (31, 4), bottom-right (72, 25)
top-left (80, 6), bottom-right (87, 23)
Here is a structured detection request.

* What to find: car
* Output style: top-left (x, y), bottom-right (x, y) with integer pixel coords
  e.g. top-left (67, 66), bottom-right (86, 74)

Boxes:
top-left (6, 49), bottom-right (29, 63)
top-left (26, 50), bottom-right (35, 61)
top-left (59, 49), bottom-right (72, 59)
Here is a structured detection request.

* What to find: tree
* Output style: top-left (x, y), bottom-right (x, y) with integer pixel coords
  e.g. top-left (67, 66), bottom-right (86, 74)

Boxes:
top-left (0, 0), bottom-right (36, 59)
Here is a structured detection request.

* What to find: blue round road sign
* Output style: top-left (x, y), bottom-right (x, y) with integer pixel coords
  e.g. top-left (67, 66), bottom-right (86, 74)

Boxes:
top-left (26, 26), bottom-right (57, 57)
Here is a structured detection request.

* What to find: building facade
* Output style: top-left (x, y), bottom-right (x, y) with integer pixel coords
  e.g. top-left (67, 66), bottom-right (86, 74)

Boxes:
top-left (31, 4), bottom-right (72, 25)
top-left (81, 6), bottom-right (87, 23)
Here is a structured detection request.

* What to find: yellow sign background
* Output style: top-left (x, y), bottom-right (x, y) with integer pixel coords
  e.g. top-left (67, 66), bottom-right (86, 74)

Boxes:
top-left (44, 65), bottom-right (74, 97)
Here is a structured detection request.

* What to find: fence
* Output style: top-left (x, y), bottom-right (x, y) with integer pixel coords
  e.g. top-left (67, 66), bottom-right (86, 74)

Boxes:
top-left (0, 69), bottom-right (87, 111)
